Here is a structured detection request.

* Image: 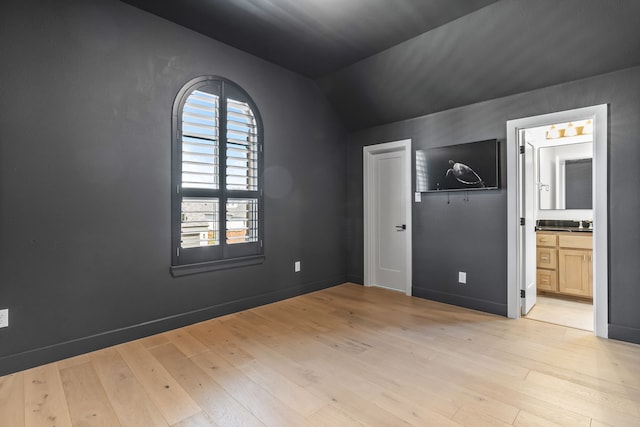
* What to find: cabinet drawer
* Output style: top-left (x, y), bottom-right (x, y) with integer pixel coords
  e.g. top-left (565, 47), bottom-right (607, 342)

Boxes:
top-left (558, 234), bottom-right (592, 249)
top-left (536, 234), bottom-right (557, 247)
top-left (537, 247), bottom-right (557, 269)
top-left (537, 269), bottom-right (557, 292)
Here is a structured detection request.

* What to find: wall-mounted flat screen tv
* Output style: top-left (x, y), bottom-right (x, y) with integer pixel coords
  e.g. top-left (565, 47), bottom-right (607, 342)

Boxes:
top-left (416, 139), bottom-right (499, 192)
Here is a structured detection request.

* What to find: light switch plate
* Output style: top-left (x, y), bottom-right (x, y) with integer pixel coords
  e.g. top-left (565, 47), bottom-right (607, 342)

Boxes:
top-left (0, 309), bottom-right (8, 328)
top-left (458, 272), bottom-right (467, 284)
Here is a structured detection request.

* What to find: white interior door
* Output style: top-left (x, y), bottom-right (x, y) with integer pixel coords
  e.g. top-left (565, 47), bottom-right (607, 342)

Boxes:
top-left (374, 151), bottom-right (406, 292)
top-left (363, 140), bottom-right (412, 295)
top-left (521, 140), bottom-right (537, 315)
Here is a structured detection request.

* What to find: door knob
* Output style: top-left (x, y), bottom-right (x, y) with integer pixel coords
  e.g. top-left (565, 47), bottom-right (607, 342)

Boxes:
top-left (395, 224), bottom-right (406, 231)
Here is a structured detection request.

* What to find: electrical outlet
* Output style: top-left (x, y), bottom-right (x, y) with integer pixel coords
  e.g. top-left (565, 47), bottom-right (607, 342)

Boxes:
top-left (294, 261), bottom-right (301, 272)
top-left (0, 309), bottom-right (8, 328)
top-left (458, 272), bottom-right (467, 284)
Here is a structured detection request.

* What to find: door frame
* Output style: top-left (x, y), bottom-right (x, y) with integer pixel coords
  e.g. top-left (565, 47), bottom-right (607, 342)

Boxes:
top-left (363, 139), bottom-right (412, 295)
top-left (506, 105), bottom-right (608, 338)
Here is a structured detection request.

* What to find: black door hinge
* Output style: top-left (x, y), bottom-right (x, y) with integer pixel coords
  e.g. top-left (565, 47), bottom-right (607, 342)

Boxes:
top-left (520, 218), bottom-right (525, 226)
top-left (520, 289), bottom-right (525, 298)
top-left (519, 146), bottom-right (525, 154)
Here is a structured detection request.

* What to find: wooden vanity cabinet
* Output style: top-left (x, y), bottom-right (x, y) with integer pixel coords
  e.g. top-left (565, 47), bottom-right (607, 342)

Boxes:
top-left (536, 231), bottom-right (592, 299)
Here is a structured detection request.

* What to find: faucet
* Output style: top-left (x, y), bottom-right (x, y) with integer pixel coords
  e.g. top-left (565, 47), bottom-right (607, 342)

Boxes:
top-left (579, 220), bottom-right (593, 230)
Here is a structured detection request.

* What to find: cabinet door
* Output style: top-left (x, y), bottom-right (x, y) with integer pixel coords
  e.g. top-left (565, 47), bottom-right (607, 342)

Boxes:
top-left (537, 247), bottom-right (557, 269)
top-left (558, 249), bottom-right (591, 297)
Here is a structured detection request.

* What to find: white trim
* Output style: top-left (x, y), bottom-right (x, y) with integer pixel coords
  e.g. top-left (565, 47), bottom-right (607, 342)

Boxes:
top-left (363, 139), bottom-right (413, 296)
top-left (506, 105), bottom-right (608, 338)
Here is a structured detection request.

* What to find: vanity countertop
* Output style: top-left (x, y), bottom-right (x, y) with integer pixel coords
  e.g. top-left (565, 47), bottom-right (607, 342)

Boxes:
top-left (535, 219), bottom-right (592, 233)
top-left (535, 227), bottom-right (592, 233)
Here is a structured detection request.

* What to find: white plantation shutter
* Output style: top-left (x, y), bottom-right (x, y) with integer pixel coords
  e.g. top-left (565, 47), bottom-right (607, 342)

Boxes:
top-left (180, 89), bottom-right (221, 249)
top-left (226, 198), bottom-right (259, 244)
top-left (181, 90), bottom-right (219, 190)
top-left (226, 98), bottom-right (259, 191)
top-left (225, 98), bottom-right (259, 246)
top-left (181, 198), bottom-right (219, 248)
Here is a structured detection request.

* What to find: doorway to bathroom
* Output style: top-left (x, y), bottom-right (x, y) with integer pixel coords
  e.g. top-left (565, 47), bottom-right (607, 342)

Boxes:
top-left (506, 105), bottom-right (608, 337)
top-left (521, 121), bottom-right (594, 330)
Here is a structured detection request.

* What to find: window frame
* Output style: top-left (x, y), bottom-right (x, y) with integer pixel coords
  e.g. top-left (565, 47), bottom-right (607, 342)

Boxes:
top-left (170, 76), bottom-right (264, 277)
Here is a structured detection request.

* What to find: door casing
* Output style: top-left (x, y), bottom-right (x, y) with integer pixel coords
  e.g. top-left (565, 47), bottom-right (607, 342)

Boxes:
top-left (506, 105), bottom-right (608, 338)
top-left (363, 139), bottom-right (412, 295)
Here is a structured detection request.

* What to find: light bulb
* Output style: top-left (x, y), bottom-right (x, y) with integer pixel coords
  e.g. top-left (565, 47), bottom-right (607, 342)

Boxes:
top-left (547, 125), bottom-right (560, 139)
top-left (583, 119), bottom-right (593, 134)
top-left (564, 123), bottom-right (577, 137)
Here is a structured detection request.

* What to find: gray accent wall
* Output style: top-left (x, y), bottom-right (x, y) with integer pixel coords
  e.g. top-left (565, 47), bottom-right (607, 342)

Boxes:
top-left (347, 67), bottom-right (640, 344)
top-left (0, 0), bottom-right (347, 375)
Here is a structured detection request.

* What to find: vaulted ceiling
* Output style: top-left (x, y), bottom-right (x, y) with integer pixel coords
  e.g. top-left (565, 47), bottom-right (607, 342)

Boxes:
top-left (121, 0), bottom-right (499, 78)
top-left (122, 0), bottom-right (640, 130)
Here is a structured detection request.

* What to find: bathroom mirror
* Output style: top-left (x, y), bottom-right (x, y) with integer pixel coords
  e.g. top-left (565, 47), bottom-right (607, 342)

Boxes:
top-left (538, 142), bottom-right (593, 210)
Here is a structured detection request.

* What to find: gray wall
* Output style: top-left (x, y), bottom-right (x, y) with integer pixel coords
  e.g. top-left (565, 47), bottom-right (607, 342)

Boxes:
top-left (347, 67), bottom-right (640, 343)
top-left (0, 0), bottom-right (347, 375)
top-left (319, 0), bottom-right (640, 131)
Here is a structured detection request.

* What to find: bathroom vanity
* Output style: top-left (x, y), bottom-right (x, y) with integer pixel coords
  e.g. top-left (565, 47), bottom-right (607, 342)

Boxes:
top-left (536, 221), bottom-right (592, 299)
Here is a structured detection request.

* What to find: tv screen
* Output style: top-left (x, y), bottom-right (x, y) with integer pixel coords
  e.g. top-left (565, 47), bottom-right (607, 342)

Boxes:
top-left (416, 139), bottom-right (499, 192)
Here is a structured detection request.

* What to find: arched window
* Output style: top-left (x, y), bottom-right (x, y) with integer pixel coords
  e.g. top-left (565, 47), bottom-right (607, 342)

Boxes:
top-left (171, 77), bottom-right (263, 276)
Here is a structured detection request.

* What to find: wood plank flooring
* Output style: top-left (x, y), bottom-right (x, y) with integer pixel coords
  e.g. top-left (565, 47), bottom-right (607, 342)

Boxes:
top-left (1, 283), bottom-right (639, 426)
top-left (526, 295), bottom-right (593, 331)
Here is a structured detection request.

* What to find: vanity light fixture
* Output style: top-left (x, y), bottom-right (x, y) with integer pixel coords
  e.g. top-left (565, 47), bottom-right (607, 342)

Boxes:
top-left (545, 119), bottom-right (593, 140)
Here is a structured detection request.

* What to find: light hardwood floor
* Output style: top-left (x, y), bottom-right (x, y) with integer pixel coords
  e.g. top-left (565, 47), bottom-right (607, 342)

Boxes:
top-left (1, 283), bottom-right (639, 426)
top-left (525, 295), bottom-right (593, 331)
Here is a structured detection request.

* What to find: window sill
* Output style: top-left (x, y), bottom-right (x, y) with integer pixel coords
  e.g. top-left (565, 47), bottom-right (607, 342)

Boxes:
top-left (170, 255), bottom-right (265, 277)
